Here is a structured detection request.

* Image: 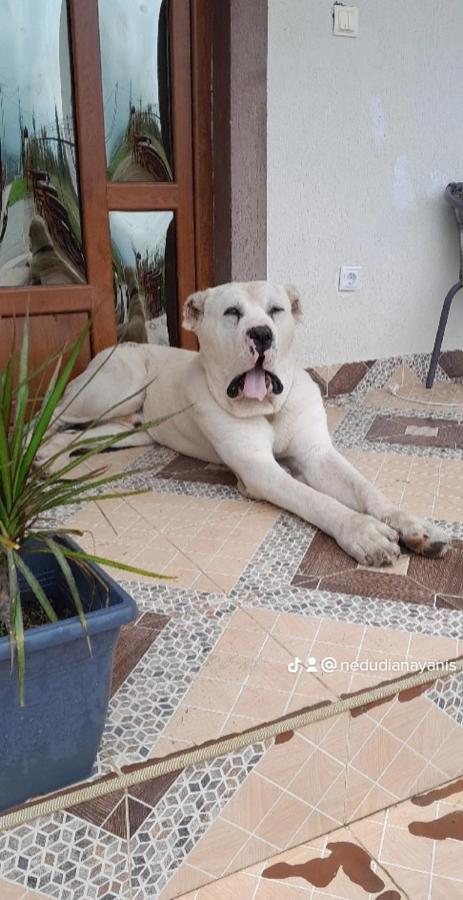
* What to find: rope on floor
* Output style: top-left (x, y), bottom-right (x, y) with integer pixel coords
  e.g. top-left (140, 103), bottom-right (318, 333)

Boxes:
top-left (1, 656), bottom-right (461, 832)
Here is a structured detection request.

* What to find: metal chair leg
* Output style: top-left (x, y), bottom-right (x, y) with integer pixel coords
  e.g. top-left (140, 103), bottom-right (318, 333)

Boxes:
top-left (426, 281), bottom-right (463, 388)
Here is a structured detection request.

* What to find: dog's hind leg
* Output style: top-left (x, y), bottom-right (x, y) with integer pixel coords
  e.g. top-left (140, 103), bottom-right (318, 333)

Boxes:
top-left (51, 346), bottom-right (149, 431)
top-left (36, 420), bottom-right (153, 472)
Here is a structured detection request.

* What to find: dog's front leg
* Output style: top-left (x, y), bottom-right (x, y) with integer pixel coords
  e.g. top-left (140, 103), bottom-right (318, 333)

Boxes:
top-left (226, 449), bottom-right (399, 567)
top-left (295, 445), bottom-right (449, 559)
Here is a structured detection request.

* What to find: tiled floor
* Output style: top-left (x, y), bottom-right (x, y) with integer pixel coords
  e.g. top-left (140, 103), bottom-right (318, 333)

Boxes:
top-left (1, 352), bottom-right (463, 899)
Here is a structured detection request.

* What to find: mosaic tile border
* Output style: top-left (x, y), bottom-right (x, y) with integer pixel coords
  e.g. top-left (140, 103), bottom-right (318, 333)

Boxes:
top-left (333, 403), bottom-right (463, 457)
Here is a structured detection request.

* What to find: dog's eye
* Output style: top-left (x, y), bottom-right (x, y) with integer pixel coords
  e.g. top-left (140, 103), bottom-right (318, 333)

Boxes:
top-left (224, 307), bottom-right (242, 319)
top-left (269, 306), bottom-right (284, 317)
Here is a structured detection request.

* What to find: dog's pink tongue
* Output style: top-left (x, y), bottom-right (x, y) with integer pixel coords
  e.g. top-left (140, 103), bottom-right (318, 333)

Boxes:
top-left (243, 368), bottom-right (267, 401)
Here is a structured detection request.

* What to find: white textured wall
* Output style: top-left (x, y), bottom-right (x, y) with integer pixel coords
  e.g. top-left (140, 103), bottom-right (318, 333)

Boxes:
top-left (267, 0), bottom-right (463, 366)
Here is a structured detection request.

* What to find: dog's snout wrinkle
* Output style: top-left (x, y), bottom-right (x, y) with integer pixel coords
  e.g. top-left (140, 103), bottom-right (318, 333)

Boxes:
top-left (246, 325), bottom-right (273, 354)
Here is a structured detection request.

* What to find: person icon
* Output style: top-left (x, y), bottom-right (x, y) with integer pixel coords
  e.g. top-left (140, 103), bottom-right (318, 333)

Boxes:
top-left (305, 656), bottom-right (318, 673)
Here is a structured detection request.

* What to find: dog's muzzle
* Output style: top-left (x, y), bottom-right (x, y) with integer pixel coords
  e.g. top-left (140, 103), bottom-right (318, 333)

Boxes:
top-left (227, 356), bottom-right (284, 401)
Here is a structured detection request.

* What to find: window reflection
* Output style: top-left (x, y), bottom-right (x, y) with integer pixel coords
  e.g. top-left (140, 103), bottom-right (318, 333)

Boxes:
top-left (0, 0), bottom-right (85, 286)
top-left (99, 0), bottom-right (173, 182)
top-left (109, 211), bottom-right (177, 346)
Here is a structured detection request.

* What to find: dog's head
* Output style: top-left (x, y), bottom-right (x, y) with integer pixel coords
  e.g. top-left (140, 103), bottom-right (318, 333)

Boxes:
top-left (29, 215), bottom-right (52, 253)
top-left (183, 281), bottom-right (301, 416)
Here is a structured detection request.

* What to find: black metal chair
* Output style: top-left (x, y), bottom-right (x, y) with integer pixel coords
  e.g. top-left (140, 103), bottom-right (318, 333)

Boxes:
top-left (426, 182), bottom-right (463, 388)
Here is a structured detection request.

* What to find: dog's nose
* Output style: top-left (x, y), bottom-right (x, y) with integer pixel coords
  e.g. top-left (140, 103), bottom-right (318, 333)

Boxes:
top-left (247, 325), bottom-right (273, 355)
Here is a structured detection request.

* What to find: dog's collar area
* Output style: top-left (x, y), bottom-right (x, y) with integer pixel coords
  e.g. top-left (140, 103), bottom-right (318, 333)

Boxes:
top-left (227, 358), bottom-right (284, 400)
top-left (35, 244), bottom-right (54, 254)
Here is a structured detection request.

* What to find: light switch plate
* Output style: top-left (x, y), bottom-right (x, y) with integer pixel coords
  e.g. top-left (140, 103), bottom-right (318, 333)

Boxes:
top-left (333, 5), bottom-right (359, 37)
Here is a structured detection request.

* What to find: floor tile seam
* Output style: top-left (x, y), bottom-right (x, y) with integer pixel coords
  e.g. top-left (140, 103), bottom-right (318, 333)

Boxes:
top-left (345, 821), bottom-right (413, 900)
top-left (346, 704), bottom-right (447, 823)
top-left (121, 496), bottom-right (233, 596)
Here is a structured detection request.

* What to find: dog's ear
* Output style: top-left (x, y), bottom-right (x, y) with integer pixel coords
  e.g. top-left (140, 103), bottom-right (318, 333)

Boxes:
top-left (285, 284), bottom-right (302, 319)
top-left (183, 290), bottom-right (208, 331)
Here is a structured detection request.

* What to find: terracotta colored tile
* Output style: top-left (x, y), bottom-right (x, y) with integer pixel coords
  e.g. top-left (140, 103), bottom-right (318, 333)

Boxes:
top-left (0, 880), bottom-right (28, 899)
top-left (349, 726), bottom-right (403, 780)
top-left (254, 881), bottom-right (312, 897)
top-left (221, 772), bottom-right (282, 832)
top-left (183, 676), bottom-right (243, 713)
top-left (299, 714), bottom-right (349, 764)
top-left (381, 819), bottom-right (434, 872)
top-left (231, 608), bottom-right (278, 632)
top-left (193, 871), bottom-right (258, 899)
top-left (221, 713), bottom-right (259, 733)
top-left (345, 770), bottom-right (398, 821)
top-left (213, 627), bottom-right (268, 657)
top-left (246, 659), bottom-right (300, 693)
top-left (383, 866), bottom-right (431, 898)
top-left (186, 818), bottom-right (250, 878)
top-left (361, 626), bottom-right (410, 657)
top-left (232, 685), bottom-right (290, 720)
top-left (200, 650), bottom-right (256, 683)
top-left (408, 633), bottom-right (457, 662)
top-left (256, 734), bottom-right (316, 788)
top-left (406, 704), bottom-right (456, 759)
top-left (223, 835), bottom-right (281, 875)
top-left (255, 791), bottom-right (313, 849)
top-left (427, 727), bottom-right (463, 779)
top-left (316, 620), bottom-right (365, 647)
top-left (164, 706), bottom-right (227, 743)
top-left (346, 818), bottom-right (384, 858)
top-left (273, 613), bottom-right (322, 640)
top-left (425, 875), bottom-right (463, 899)
top-left (157, 863), bottom-right (209, 899)
top-left (288, 749), bottom-right (345, 809)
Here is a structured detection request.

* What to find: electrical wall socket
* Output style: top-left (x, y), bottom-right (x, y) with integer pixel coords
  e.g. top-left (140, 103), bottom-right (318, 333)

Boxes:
top-left (339, 265), bottom-right (362, 291)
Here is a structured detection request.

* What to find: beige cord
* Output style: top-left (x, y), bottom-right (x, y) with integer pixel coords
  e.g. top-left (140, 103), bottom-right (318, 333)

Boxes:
top-left (0, 657), bottom-right (461, 832)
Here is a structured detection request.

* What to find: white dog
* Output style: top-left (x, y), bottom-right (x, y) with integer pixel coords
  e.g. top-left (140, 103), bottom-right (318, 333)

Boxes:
top-left (40, 281), bottom-right (448, 566)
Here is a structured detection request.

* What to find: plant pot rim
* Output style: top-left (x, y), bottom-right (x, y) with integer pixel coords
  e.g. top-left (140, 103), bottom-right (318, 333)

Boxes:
top-left (0, 535), bottom-right (137, 662)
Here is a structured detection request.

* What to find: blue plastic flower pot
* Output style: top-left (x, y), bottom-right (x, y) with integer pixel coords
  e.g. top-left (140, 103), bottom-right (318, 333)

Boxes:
top-left (0, 537), bottom-right (137, 812)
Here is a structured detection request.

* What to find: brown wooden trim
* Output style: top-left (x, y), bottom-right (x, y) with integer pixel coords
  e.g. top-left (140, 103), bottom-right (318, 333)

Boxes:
top-left (229, 0), bottom-right (267, 280)
top-left (0, 286), bottom-right (94, 317)
top-left (191, 0), bottom-right (214, 290)
top-left (210, 0), bottom-right (268, 283)
top-left (69, 0), bottom-right (116, 353)
top-left (106, 182), bottom-right (180, 211)
top-left (170, 0), bottom-right (197, 351)
top-left (212, 0), bottom-right (232, 285)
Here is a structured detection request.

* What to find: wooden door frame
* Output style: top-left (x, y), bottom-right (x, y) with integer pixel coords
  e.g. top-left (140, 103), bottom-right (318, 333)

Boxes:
top-left (0, 0), bottom-right (268, 357)
top-left (0, 0), bottom-right (215, 357)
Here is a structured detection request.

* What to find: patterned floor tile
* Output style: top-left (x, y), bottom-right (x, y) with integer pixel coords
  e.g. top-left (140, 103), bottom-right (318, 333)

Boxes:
top-left (65, 491), bottom-right (278, 592)
top-left (3, 350), bottom-right (463, 899)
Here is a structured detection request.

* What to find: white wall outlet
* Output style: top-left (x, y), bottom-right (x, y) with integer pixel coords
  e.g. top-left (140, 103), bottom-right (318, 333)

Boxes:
top-left (333, 5), bottom-right (359, 37)
top-left (339, 265), bottom-right (362, 291)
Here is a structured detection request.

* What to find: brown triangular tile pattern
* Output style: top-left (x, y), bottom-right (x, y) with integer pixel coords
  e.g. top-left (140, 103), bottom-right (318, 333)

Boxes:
top-left (307, 360), bottom-right (376, 398)
top-left (439, 349), bottom-right (463, 378)
top-left (111, 610), bottom-right (170, 695)
top-left (156, 454), bottom-right (236, 486)
top-left (291, 530), bottom-right (463, 609)
top-left (366, 414), bottom-right (463, 450)
top-left (68, 610), bottom-right (175, 839)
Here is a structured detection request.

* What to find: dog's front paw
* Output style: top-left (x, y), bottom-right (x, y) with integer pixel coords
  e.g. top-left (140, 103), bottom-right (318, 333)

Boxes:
top-left (387, 513), bottom-right (449, 558)
top-left (340, 514), bottom-right (400, 567)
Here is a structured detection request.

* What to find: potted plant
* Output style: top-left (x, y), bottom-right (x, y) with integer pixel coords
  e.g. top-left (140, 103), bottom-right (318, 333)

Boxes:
top-left (0, 319), bottom-right (164, 812)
